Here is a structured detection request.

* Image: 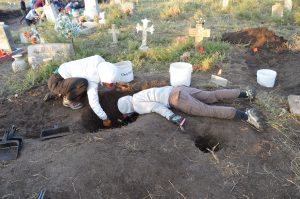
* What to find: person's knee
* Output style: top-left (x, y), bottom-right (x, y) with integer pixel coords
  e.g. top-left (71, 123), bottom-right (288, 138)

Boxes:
top-left (47, 75), bottom-right (56, 91)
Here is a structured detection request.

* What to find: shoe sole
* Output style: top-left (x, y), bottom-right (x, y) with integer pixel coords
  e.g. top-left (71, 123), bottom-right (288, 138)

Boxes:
top-left (248, 109), bottom-right (266, 131)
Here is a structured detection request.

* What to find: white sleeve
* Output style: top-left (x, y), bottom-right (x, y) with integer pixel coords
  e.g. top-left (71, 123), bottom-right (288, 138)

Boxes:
top-left (134, 101), bottom-right (174, 120)
top-left (87, 82), bottom-right (108, 120)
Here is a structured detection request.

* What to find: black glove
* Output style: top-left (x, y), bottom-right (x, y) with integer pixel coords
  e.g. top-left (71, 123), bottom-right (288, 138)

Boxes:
top-left (170, 114), bottom-right (186, 126)
top-left (120, 112), bottom-right (139, 126)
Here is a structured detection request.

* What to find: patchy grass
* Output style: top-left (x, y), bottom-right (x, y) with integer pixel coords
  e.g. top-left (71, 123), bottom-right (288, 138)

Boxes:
top-left (5, 0), bottom-right (298, 94)
top-left (294, 10), bottom-right (300, 24)
top-left (1, 61), bottom-right (58, 95)
top-left (255, 91), bottom-right (300, 186)
top-left (160, 5), bottom-right (181, 20)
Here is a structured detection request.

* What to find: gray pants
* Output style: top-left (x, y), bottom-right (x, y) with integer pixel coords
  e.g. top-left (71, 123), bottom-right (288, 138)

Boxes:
top-left (169, 86), bottom-right (240, 119)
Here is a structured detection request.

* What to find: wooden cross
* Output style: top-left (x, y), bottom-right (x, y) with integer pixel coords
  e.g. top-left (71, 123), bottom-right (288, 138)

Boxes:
top-left (188, 23), bottom-right (210, 46)
top-left (136, 18), bottom-right (154, 51)
top-left (108, 24), bottom-right (120, 45)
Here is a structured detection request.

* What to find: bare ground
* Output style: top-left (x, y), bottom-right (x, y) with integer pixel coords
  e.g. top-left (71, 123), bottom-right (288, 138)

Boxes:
top-left (0, 17), bottom-right (300, 199)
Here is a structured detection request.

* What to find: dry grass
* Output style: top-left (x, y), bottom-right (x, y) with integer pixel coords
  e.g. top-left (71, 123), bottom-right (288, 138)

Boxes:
top-left (289, 34), bottom-right (300, 51)
top-left (255, 91), bottom-right (300, 186)
top-left (160, 5), bottom-right (181, 19)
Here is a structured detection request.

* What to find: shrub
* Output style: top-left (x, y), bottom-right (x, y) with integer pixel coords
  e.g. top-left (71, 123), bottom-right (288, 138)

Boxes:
top-left (160, 5), bottom-right (181, 19)
top-left (294, 10), bottom-right (300, 25)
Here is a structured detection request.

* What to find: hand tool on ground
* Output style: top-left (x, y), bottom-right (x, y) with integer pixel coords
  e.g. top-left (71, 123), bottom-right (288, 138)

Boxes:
top-left (0, 126), bottom-right (23, 160)
top-left (40, 125), bottom-right (71, 141)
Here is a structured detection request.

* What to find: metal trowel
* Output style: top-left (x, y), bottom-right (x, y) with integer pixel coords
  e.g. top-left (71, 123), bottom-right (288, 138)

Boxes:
top-left (40, 125), bottom-right (71, 141)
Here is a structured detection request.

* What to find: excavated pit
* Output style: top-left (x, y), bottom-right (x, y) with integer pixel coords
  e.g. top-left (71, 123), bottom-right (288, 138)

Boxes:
top-left (194, 135), bottom-right (223, 153)
top-left (81, 80), bottom-right (169, 132)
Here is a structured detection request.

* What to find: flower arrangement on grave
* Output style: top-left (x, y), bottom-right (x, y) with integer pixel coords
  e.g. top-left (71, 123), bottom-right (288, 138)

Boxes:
top-left (55, 14), bottom-right (81, 46)
top-left (196, 46), bottom-right (206, 54)
top-left (23, 31), bottom-right (31, 40)
top-left (0, 49), bottom-right (9, 57)
top-left (180, 52), bottom-right (190, 61)
top-left (21, 27), bottom-right (41, 44)
top-left (31, 27), bottom-right (40, 44)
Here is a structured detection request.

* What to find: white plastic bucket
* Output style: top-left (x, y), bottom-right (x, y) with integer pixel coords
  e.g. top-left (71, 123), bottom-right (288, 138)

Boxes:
top-left (169, 62), bottom-right (193, 86)
top-left (114, 61), bottom-right (134, 83)
top-left (257, 69), bottom-right (277, 88)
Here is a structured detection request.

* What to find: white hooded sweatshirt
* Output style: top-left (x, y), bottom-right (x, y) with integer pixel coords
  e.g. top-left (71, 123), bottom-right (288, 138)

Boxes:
top-left (58, 55), bottom-right (116, 120)
top-left (132, 86), bottom-right (175, 119)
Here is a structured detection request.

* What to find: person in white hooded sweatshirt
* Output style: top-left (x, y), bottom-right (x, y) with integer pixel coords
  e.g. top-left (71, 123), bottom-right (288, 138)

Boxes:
top-left (117, 86), bottom-right (265, 130)
top-left (48, 55), bottom-right (117, 127)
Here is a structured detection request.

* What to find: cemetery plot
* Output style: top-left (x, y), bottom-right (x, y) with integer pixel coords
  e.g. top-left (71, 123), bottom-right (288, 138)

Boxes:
top-left (0, 0), bottom-right (299, 198)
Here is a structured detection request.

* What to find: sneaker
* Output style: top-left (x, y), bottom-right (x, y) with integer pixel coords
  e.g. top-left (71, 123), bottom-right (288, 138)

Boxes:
top-left (63, 97), bottom-right (83, 109)
top-left (245, 108), bottom-right (265, 130)
top-left (245, 86), bottom-right (256, 101)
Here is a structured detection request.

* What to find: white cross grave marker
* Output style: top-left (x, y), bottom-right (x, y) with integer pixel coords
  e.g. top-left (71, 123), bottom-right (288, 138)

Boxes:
top-left (188, 23), bottom-right (210, 47)
top-left (136, 18), bottom-right (154, 52)
top-left (108, 24), bottom-right (120, 46)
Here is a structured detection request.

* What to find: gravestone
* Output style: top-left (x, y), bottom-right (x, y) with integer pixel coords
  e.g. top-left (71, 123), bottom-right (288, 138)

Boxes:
top-left (113, 0), bottom-right (122, 4)
top-left (136, 18), bottom-right (154, 52)
top-left (272, 3), bottom-right (284, 18)
top-left (0, 22), bottom-right (17, 53)
top-left (79, 21), bottom-right (99, 35)
top-left (284, 0), bottom-right (292, 12)
top-left (222, 0), bottom-right (229, 9)
top-left (43, 3), bottom-right (59, 23)
top-left (99, 12), bottom-right (106, 24)
top-left (80, 22), bottom-right (99, 35)
top-left (28, 43), bottom-right (75, 67)
top-left (108, 24), bottom-right (120, 46)
top-left (84, 0), bottom-right (100, 20)
top-left (288, 95), bottom-right (300, 116)
top-left (188, 23), bottom-right (210, 47)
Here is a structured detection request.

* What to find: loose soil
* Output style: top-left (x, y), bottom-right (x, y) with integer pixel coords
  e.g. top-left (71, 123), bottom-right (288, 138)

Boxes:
top-left (222, 27), bottom-right (289, 53)
top-left (0, 19), bottom-right (300, 198)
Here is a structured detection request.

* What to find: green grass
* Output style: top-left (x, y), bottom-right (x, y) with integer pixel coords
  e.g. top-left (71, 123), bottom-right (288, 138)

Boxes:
top-left (1, 61), bottom-right (58, 95)
top-left (2, 0), bottom-right (298, 95)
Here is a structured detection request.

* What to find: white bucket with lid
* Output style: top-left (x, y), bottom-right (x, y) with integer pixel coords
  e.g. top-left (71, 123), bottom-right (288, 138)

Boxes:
top-left (257, 69), bottom-right (277, 88)
top-left (114, 61), bottom-right (134, 83)
top-left (169, 62), bottom-right (193, 86)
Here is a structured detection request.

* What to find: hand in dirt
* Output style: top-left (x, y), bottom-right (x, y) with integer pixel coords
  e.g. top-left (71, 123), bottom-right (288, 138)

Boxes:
top-left (115, 83), bottom-right (132, 92)
top-left (103, 119), bottom-right (112, 127)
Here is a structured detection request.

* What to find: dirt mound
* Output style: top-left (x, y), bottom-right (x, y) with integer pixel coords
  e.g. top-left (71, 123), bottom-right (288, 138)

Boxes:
top-left (221, 27), bottom-right (288, 53)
